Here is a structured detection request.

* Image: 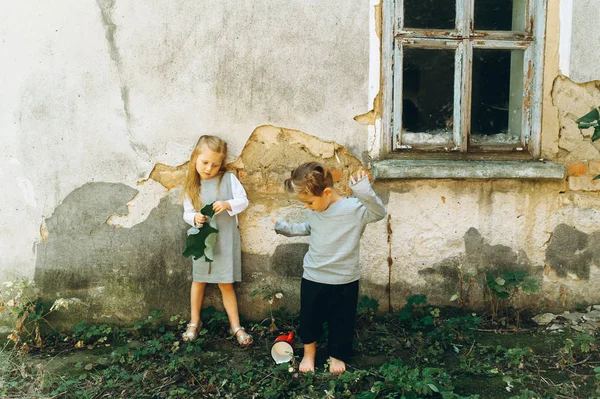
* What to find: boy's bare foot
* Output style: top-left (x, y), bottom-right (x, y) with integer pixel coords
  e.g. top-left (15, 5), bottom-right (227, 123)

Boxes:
top-left (329, 356), bottom-right (346, 375)
top-left (299, 354), bottom-right (315, 373)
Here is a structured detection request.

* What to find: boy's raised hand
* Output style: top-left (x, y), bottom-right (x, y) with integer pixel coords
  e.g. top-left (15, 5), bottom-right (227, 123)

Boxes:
top-left (350, 170), bottom-right (368, 185)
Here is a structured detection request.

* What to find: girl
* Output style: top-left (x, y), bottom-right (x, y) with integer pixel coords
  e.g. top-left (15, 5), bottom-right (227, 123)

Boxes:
top-left (272, 162), bottom-right (386, 374)
top-left (181, 135), bottom-right (252, 346)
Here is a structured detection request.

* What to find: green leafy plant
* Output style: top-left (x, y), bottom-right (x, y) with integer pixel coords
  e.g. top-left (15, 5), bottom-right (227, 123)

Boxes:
top-left (250, 287), bottom-right (285, 333)
top-left (558, 332), bottom-right (597, 367)
top-left (363, 359), bottom-right (474, 398)
top-left (485, 270), bottom-right (540, 326)
top-left (357, 296), bottom-right (379, 326)
top-left (398, 295), bottom-right (440, 330)
top-left (3, 306), bottom-right (598, 398)
top-left (182, 203), bottom-right (218, 262)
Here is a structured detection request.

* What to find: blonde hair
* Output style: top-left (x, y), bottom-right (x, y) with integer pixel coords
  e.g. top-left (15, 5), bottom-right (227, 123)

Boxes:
top-left (284, 162), bottom-right (333, 196)
top-left (184, 135), bottom-right (228, 210)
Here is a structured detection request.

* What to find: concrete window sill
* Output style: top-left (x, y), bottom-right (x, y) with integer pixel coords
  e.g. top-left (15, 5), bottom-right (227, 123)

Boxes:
top-left (372, 159), bottom-right (565, 180)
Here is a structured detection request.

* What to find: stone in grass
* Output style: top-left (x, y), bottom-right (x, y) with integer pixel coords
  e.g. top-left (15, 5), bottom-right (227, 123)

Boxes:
top-left (560, 311), bottom-right (584, 323)
top-left (532, 313), bottom-right (555, 326)
top-left (583, 310), bottom-right (600, 322)
top-left (547, 323), bottom-right (564, 332)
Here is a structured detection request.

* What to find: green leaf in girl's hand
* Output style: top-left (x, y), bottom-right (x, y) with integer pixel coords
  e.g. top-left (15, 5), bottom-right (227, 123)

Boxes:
top-left (204, 233), bottom-right (218, 262)
top-left (200, 203), bottom-right (215, 217)
top-left (183, 202), bottom-right (219, 261)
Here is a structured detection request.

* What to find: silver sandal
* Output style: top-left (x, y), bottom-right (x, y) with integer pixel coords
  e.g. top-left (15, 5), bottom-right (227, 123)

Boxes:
top-left (230, 326), bottom-right (253, 346)
top-left (182, 322), bottom-right (202, 341)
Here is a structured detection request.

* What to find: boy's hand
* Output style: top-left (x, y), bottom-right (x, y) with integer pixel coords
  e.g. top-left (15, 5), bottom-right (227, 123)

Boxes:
top-left (213, 200), bottom-right (232, 215)
top-left (350, 170), bottom-right (368, 185)
top-left (270, 218), bottom-right (277, 230)
top-left (194, 213), bottom-right (207, 227)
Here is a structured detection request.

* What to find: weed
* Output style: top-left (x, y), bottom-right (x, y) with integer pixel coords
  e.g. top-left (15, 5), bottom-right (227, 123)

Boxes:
top-left (484, 270), bottom-right (540, 327)
top-left (449, 265), bottom-right (476, 310)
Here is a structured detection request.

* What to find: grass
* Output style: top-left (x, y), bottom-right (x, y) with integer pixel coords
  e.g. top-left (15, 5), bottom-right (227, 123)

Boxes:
top-left (1, 301), bottom-right (599, 399)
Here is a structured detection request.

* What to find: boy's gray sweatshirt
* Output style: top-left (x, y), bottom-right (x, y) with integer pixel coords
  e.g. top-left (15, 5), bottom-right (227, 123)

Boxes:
top-left (274, 177), bottom-right (386, 285)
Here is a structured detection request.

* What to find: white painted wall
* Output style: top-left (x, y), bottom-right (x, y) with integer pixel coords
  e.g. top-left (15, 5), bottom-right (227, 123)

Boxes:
top-left (559, 0), bottom-right (600, 82)
top-left (0, 1), bottom-right (370, 281)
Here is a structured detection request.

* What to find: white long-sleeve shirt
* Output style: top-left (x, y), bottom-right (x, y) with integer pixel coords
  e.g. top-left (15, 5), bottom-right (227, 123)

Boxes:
top-left (183, 172), bottom-right (249, 227)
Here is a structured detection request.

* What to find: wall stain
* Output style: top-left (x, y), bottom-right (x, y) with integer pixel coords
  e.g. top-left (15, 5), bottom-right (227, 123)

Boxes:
top-left (96, 0), bottom-right (150, 157)
top-left (546, 223), bottom-right (600, 279)
top-left (35, 182), bottom-right (190, 324)
top-left (419, 227), bottom-right (538, 299)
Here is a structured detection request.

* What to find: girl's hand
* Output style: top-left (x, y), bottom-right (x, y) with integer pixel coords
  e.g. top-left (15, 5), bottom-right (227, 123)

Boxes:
top-left (194, 213), bottom-right (207, 227)
top-left (270, 218), bottom-right (277, 230)
top-left (213, 200), bottom-right (232, 215)
top-left (350, 170), bottom-right (368, 185)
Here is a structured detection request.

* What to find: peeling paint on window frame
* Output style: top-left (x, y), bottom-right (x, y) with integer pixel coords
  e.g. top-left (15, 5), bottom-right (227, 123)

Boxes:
top-left (380, 0), bottom-right (547, 159)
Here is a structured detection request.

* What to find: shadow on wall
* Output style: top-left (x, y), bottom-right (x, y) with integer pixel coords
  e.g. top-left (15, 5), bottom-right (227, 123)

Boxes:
top-left (419, 227), bottom-right (540, 307)
top-left (34, 125), bottom-right (367, 325)
top-left (418, 224), bottom-right (600, 309)
top-left (34, 183), bottom-right (191, 325)
top-left (545, 223), bottom-right (600, 280)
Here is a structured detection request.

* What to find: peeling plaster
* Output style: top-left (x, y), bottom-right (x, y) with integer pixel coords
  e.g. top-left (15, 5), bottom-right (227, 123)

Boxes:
top-left (230, 125), bottom-right (364, 195)
top-left (148, 162), bottom-right (187, 189)
top-left (551, 76), bottom-right (600, 162)
top-left (367, 0), bottom-right (383, 156)
top-left (106, 179), bottom-right (168, 228)
top-left (40, 220), bottom-right (48, 243)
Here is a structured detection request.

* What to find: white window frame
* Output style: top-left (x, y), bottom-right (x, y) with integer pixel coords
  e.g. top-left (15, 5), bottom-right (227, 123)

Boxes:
top-left (379, 0), bottom-right (547, 158)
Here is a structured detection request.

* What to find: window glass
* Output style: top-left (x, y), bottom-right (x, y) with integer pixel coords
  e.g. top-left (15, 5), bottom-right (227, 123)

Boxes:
top-left (474, 0), bottom-right (527, 31)
top-left (401, 48), bottom-right (455, 146)
top-left (403, 0), bottom-right (456, 30)
top-left (471, 49), bottom-right (524, 145)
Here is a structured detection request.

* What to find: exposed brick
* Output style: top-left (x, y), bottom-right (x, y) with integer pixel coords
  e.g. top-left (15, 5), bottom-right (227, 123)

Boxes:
top-left (588, 161), bottom-right (600, 176)
top-left (568, 176), bottom-right (589, 191)
top-left (567, 162), bottom-right (587, 177)
top-left (330, 169), bottom-right (343, 182)
top-left (568, 175), bottom-right (600, 192)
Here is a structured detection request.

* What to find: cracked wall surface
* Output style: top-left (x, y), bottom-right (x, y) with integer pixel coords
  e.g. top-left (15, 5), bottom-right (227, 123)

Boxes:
top-left (0, 1), bottom-right (370, 283)
top-left (4, 1), bottom-right (600, 327)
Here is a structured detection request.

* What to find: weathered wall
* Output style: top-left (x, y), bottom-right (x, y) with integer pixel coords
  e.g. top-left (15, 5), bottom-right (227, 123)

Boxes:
top-left (3, 1), bottom-right (600, 328)
top-left (568, 0), bottom-right (600, 83)
top-left (1, 1), bottom-right (369, 280)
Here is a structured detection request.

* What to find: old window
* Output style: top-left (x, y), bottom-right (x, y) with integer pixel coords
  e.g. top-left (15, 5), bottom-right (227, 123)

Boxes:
top-left (381, 0), bottom-right (547, 157)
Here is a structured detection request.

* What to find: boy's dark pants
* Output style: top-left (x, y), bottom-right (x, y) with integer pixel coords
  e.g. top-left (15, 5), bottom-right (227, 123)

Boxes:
top-left (299, 278), bottom-right (359, 363)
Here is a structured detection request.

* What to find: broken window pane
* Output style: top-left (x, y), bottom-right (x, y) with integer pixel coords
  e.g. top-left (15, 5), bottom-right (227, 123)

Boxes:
top-left (474, 0), bottom-right (527, 31)
top-left (471, 49), bottom-right (524, 146)
top-left (401, 48), bottom-right (455, 146)
top-left (404, 0), bottom-right (456, 30)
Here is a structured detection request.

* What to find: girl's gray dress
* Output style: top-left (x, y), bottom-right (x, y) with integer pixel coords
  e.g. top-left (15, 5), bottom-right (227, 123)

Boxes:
top-left (184, 172), bottom-right (245, 283)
